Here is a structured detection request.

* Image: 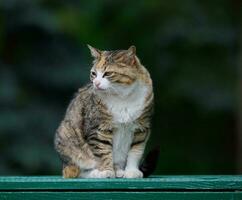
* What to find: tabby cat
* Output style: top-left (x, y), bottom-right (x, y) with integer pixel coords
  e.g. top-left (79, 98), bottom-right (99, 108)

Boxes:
top-left (54, 45), bottom-right (154, 178)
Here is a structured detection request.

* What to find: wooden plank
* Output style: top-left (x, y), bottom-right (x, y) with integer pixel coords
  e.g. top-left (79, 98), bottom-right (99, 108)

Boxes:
top-left (0, 176), bottom-right (241, 191)
top-left (235, 192), bottom-right (242, 200)
top-left (0, 192), bottom-right (236, 200)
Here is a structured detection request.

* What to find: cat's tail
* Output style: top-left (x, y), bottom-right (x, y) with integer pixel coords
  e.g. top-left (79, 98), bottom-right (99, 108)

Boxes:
top-left (139, 146), bottom-right (160, 178)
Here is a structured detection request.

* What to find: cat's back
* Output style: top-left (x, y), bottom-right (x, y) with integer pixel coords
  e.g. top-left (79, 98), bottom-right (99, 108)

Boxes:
top-left (64, 84), bottom-right (94, 121)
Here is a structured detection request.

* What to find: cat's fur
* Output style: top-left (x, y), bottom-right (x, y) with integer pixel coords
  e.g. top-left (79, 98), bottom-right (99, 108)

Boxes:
top-left (54, 45), bottom-right (153, 178)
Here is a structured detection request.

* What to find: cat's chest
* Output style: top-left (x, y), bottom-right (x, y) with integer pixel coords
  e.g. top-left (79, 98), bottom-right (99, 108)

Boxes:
top-left (104, 87), bottom-right (148, 123)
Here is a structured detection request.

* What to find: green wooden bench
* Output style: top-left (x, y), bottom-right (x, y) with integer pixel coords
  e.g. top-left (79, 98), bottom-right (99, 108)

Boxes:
top-left (0, 176), bottom-right (241, 200)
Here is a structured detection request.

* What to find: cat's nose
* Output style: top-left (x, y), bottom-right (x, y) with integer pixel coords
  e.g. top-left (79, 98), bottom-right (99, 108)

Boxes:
top-left (94, 80), bottom-right (101, 87)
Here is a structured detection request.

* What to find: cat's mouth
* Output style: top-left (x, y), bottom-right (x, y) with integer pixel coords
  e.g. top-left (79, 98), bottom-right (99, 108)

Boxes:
top-left (96, 88), bottom-right (105, 91)
top-left (94, 85), bottom-right (106, 91)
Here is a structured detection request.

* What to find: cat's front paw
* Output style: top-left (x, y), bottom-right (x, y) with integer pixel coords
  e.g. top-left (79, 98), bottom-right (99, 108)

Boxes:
top-left (123, 169), bottom-right (143, 178)
top-left (88, 169), bottom-right (115, 178)
top-left (115, 169), bottom-right (125, 178)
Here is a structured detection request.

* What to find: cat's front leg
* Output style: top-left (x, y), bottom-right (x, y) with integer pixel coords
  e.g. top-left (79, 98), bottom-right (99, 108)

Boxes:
top-left (114, 163), bottom-right (125, 178)
top-left (124, 128), bottom-right (150, 178)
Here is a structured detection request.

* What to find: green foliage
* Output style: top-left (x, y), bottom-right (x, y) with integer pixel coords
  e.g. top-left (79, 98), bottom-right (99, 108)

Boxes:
top-left (0, 0), bottom-right (239, 175)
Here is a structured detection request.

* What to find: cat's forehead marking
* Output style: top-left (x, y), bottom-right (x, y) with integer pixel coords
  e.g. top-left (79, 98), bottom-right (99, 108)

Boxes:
top-left (95, 56), bottom-right (106, 69)
top-left (95, 52), bottom-right (113, 70)
top-left (95, 50), bottom-right (126, 70)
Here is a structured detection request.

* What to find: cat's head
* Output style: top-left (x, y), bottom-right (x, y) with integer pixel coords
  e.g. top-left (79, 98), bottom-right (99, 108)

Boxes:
top-left (88, 45), bottom-right (147, 95)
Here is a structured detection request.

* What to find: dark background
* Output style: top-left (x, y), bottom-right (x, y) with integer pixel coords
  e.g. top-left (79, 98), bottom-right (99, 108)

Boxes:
top-left (0, 0), bottom-right (241, 175)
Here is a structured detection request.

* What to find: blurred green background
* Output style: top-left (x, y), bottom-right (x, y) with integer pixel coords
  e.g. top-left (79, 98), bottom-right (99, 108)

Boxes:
top-left (0, 0), bottom-right (241, 175)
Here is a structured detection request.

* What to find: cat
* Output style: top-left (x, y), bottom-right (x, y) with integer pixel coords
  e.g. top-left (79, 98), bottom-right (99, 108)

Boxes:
top-left (54, 45), bottom-right (154, 178)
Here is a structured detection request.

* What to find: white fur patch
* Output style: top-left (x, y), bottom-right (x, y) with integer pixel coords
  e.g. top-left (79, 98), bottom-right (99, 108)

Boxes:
top-left (112, 123), bottom-right (136, 169)
top-left (124, 168), bottom-right (143, 178)
top-left (102, 81), bottom-right (148, 123)
top-left (76, 158), bottom-right (96, 170)
top-left (93, 71), bottom-right (110, 90)
top-left (80, 169), bottom-right (115, 178)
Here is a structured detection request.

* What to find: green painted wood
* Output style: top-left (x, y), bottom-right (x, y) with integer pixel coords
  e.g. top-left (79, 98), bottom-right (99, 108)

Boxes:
top-left (0, 176), bottom-right (241, 191)
top-left (0, 192), bottom-right (237, 200)
top-left (235, 192), bottom-right (242, 200)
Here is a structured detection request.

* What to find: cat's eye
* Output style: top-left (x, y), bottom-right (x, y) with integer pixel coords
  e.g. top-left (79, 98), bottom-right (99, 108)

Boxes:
top-left (103, 72), bottom-right (113, 77)
top-left (91, 71), bottom-right (96, 77)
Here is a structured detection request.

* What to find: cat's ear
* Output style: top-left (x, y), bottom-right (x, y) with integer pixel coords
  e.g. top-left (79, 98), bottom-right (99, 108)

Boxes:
top-left (87, 44), bottom-right (101, 58)
top-left (123, 45), bottom-right (136, 66)
top-left (127, 45), bottom-right (136, 56)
